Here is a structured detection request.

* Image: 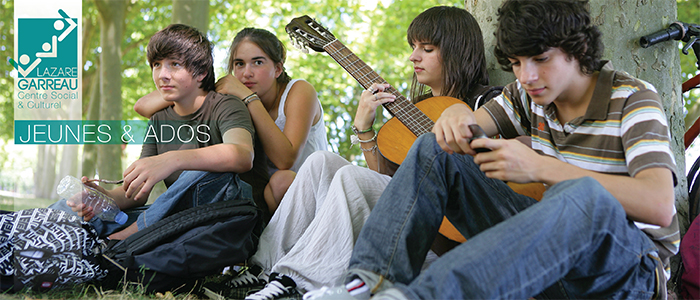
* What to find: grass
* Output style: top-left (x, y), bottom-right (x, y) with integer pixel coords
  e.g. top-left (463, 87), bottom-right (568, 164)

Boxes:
top-left (0, 194), bottom-right (55, 212)
top-left (2, 282), bottom-right (204, 299)
top-left (1, 271), bottom-right (216, 300)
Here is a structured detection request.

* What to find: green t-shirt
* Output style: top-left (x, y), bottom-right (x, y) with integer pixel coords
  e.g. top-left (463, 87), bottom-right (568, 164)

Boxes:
top-left (139, 91), bottom-right (255, 187)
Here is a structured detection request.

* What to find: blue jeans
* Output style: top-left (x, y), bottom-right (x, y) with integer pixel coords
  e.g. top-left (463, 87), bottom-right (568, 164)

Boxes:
top-left (348, 134), bottom-right (658, 299)
top-left (135, 170), bottom-right (252, 229)
top-left (50, 171), bottom-right (252, 237)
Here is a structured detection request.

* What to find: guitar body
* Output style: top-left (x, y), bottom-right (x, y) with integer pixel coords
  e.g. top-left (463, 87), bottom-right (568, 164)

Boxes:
top-left (376, 96), bottom-right (465, 165)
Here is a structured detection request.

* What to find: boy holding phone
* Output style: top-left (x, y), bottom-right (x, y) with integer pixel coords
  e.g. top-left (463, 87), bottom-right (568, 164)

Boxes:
top-left (309, 1), bottom-right (680, 299)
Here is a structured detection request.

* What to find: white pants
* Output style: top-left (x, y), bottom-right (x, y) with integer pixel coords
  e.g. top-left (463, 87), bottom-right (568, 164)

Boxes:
top-left (251, 151), bottom-right (391, 292)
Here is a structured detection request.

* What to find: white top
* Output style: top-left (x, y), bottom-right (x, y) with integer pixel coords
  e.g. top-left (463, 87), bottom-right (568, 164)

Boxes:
top-left (269, 79), bottom-right (328, 174)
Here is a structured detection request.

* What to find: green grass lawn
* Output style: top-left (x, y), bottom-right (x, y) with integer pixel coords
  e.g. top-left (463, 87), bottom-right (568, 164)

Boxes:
top-left (0, 194), bottom-right (55, 212)
top-left (2, 284), bottom-right (203, 299)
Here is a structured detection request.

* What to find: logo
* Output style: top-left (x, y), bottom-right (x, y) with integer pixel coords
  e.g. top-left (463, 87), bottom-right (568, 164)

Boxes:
top-left (12, 9), bottom-right (78, 79)
top-left (13, 6), bottom-right (80, 121)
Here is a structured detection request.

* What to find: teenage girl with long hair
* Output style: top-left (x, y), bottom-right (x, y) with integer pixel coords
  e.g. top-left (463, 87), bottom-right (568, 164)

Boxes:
top-left (207, 6), bottom-right (499, 300)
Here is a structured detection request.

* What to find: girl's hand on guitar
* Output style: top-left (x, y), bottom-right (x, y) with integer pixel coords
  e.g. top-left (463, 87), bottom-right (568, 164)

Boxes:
top-left (215, 74), bottom-right (252, 99)
top-left (354, 83), bottom-right (395, 130)
top-left (433, 103), bottom-right (477, 155)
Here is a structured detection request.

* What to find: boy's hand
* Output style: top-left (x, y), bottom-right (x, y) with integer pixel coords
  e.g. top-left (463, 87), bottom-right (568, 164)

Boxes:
top-left (215, 74), bottom-right (251, 99)
top-left (64, 176), bottom-right (102, 221)
top-left (433, 103), bottom-right (477, 155)
top-left (123, 154), bottom-right (175, 202)
top-left (66, 199), bottom-right (95, 221)
top-left (470, 138), bottom-right (548, 183)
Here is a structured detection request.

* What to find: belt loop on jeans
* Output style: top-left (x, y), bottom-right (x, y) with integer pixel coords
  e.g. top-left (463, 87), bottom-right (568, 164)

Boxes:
top-left (648, 253), bottom-right (661, 300)
top-left (371, 276), bottom-right (385, 295)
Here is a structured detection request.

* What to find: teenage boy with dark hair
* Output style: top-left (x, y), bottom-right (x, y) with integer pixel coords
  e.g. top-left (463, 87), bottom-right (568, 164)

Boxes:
top-left (307, 1), bottom-right (680, 299)
top-left (59, 24), bottom-right (259, 240)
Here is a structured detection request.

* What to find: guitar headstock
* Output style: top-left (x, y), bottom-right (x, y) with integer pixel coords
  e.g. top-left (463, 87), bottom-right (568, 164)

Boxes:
top-left (286, 15), bottom-right (336, 53)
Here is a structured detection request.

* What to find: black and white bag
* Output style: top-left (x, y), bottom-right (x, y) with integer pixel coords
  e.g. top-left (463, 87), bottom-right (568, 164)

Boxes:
top-left (0, 208), bottom-right (106, 292)
top-left (0, 195), bottom-right (262, 294)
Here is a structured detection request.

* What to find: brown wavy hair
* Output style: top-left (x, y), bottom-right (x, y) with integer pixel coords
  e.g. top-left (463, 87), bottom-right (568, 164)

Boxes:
top-left (147, 24), bottom-right (215, 92)
top-left (494, 0), bottom-right (603, 75)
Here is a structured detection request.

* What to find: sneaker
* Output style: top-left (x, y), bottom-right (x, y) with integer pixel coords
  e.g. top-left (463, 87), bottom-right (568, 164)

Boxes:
top-left (230, 265), bottom-right (267, 288)
top-left (302, 286), bottom-right (360, 300)
top-left (202, 265), bottom-right (267, 299)
top-left (245, 272), bottom-right (301, 300)
top-left (303, 278), bottom-right (370, 300)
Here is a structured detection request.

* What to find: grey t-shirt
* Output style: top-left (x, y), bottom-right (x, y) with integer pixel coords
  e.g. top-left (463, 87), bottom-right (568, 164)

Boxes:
top-left (139, 91), bottom-right (254, 187)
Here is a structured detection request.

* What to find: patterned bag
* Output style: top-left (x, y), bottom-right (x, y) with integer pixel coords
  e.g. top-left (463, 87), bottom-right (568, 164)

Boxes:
top-left (0, 208), bottom-right (107, 292)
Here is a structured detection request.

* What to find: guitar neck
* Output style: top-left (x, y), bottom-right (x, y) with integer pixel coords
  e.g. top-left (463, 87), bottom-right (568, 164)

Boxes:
top-left (324, 39), bottom-right (433, 137)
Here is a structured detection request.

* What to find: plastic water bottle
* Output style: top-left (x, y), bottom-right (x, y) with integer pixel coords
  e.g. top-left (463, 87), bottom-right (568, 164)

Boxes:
top-left (56, 175), bottom-right (128, 224)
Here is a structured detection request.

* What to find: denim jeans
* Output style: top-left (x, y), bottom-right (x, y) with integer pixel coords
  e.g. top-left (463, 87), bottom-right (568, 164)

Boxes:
top-left (348, 133), bottom-right (658, 299)
top-left (50, 171), bottom-right (252, 237)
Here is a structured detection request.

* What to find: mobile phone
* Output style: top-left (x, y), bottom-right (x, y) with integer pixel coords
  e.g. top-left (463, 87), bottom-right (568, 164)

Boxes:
top-left (468, 124), bottom-right (491, 153)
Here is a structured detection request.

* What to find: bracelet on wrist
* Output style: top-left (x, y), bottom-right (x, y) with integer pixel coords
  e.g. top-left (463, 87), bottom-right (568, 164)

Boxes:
top-left (352, 125), bottom-right (373, 135)
top-left (360, 144), bottom-right (378, 152)
top-left (242, 93), bottom-right (259, 106)
top-left (350, 131), bottom-right (377, 147)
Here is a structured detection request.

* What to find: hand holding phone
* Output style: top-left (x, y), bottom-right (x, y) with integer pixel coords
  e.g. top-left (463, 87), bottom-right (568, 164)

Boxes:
top-left (468, 124), bottom-right (491, 153)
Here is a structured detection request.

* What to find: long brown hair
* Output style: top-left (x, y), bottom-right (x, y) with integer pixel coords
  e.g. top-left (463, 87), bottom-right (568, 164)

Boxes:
top-left (407, 6), bottom-right (489, 107)
top-left (227, 27), bottom-right (291, 85)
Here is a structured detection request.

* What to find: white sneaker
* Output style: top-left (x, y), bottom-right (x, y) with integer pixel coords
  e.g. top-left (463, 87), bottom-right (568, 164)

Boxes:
top-left (229, 264), bottom-right (266, 288)
top-left (303, 286), bottom-right (367, 300)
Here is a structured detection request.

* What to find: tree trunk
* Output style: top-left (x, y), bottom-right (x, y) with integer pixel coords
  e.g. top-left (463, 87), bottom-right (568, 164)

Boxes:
top-left (81, 11), bottom-right (98, 179)
top-left (466, 0), bottom-right (686, 294)
top-left (33, 145), bottom-right (56, 199)
top-left (172, 0), bottom-right (209, 33)
top-left (82, 71), bottom-right (100, 179)
top-left (95, 0), bottom-right (127, 181)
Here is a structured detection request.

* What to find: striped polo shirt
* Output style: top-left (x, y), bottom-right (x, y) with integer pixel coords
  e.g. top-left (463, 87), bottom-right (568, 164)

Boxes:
top-left (482, 61), bottom-right (680, 280)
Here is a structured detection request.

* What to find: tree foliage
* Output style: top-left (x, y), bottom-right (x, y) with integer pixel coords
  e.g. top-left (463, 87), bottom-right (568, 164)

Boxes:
top-left (0, 0), bottom-right (13, 142)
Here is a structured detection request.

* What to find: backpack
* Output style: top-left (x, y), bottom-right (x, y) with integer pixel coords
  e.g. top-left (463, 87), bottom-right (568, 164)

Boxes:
top-left (687, 155), bottom-right (700, 222)
top-left (0, 208), bottom-right (107, 292)
top-left (679, 216), bottom-right (700, 299)
top-left (99, 197), bottom-right (263, 294)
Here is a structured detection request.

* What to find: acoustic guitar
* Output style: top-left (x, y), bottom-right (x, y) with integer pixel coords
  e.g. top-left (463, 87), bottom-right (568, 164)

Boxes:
top-left (286, 16), bottom-right (546, 243)
top-left (286, 15), bottom-right (463, 165)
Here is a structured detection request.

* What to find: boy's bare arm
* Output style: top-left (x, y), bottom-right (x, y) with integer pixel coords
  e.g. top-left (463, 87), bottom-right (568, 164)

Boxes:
top-left (470, 137), bottom-right (675, 227)
top-left (122, 128), bottom-right (254, 202)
